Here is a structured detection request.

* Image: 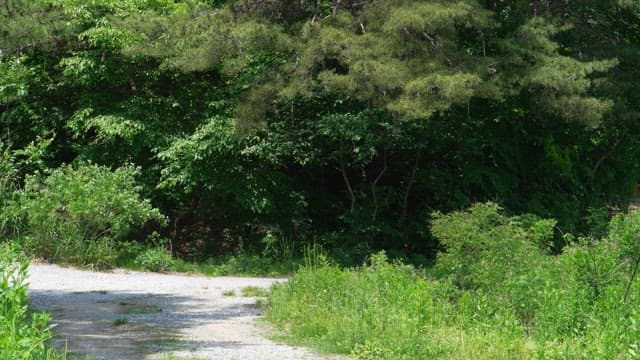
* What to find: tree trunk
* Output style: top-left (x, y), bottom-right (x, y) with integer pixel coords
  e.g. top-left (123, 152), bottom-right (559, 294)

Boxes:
top-left (340, 156), bottom-right (356, 214)
top-left (399, 150), bottom-right (421, 226)
top-left (624, 257), bottom-right (640, 304)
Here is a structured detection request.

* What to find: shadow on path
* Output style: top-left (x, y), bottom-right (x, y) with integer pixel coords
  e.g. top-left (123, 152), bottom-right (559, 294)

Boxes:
top-left (30, 289), bottom-right (262, 360)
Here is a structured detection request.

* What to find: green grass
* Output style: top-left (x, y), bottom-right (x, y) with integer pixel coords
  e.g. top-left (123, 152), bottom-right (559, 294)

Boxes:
top-left (265, 250), bottom-right (640, 359)
top-left (265, 254), bottom-right (471, 359)
top-left (116, 241), bottom-right (303, 277)
top-left (222, 289), bottom-right (236, 296)
top-left (112, 317), bottom-right (129, 326)
top-left (170, 254), bottom-right (302, 277)
top-left (116, 297), bottom-right (163, 314)
top-left (241, 286), bottom-right (268, 297)
top-left (135, 330), bottom-right (182, 353)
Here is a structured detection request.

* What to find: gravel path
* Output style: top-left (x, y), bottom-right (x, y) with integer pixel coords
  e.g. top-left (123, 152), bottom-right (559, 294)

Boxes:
top-left (27, 264), bottom-right (343, 360)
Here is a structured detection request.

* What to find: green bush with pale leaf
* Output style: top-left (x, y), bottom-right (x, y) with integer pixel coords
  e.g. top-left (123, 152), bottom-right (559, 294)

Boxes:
top-left (13, 163), bottom-right (166, 268)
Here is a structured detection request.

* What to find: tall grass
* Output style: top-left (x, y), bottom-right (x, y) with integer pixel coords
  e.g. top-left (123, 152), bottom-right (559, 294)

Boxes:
top-left (265, 204), bottom-right (640, 359)
top-left (266, 253), bottom-right (533, 359)
top-left (0, 244), bottom-right (65, 360)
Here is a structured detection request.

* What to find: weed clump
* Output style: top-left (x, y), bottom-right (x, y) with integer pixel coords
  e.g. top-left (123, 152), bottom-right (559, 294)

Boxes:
top-left (241, 286), bottom-right (268, 297)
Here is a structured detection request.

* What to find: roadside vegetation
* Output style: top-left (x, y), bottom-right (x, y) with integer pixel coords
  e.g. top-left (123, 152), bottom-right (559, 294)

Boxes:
top-left (0, 244), bottom-right (65, 360)
top-left (1, 156), bottom-right (300, 275)
top-left (266, 203), bottom-right (640, 359)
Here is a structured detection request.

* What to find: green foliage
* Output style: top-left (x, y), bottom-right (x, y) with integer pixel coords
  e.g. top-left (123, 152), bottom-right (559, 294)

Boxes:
top-left (261, 230), bottom-right (295, 260)
top-left (0, 57), bottom-right (33, 104)
top-left (0, 243), bottom-right (65, 360)
top-left (241, 0), bottom-right (496, 121)
top-left (266, 205), bottom-right (640, 359)
top-left (1, 0), bottom-right (640, 270)
top-left (134, 246), bottom-right (174, 272)
top-left (431, 203), bottom-right (553, 291)
top-left (0, 0), bottom-right (72, 56)
top-left (122, 2), bottom-right (291, 74)
top-left (171, 253), bottom-right (302, 277)
top-left (15, 163), bottom-right (165, 268)
top-left (118, 233), bottom-right (175, 272)
top-left (266, 251), bottom-right (532, 359)
top-left (0, 148), bottom-right (20, 236)
top-left (610, 209), bottom-right (640, 261)
top-left (267, 252), bottom-right (439, 358)
top-left (609, 210), bottom-right (640, 302)
top-left (1, 1), bottom-right (640, 356)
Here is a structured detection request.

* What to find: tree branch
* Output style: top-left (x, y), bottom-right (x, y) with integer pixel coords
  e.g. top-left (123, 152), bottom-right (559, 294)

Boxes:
top-left (399, 149), bottom-right (421, 226)
top-left (593, 137), bottom-right (621, 177)
top-left (340, 155), bottom-right (356, 214)
top-left (371, 148), bottom-right (388, 222)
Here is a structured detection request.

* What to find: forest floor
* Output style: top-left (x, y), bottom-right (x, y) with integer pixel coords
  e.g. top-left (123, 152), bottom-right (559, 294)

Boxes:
top-left (27, 263), bottom-right (345, 360)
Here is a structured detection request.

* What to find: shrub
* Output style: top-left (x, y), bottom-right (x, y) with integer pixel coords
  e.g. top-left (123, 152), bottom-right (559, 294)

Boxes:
top-left (431, 203), bottom-right (553, 290)
top-left (134, 247), bottom-right (174, 272)
top-left (0, 243), bottom-right (64, 359)
top-left (430, 203), bottom-right (556, 326)
top-left (16, 163), bottom-right (166, 268)
top-left (609, 209), bottom-right (640, 303)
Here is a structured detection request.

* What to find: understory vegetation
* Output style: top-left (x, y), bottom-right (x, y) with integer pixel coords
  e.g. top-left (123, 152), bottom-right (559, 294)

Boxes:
top-left (0, 244), bottom-right (65, 360)
top-left (266, 203), bottom-right (640, 359)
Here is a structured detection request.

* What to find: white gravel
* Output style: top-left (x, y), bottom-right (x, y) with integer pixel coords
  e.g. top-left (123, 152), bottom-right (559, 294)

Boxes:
top-left (27, 263), bottom-right (345, 360)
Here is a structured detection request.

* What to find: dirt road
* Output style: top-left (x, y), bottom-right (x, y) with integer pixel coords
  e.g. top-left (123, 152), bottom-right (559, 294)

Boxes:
top-left (27, 264), bottom-right (339, 360)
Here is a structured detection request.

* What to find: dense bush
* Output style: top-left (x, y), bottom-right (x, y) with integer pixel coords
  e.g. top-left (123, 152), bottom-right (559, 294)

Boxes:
top-left (266, 203), bottom-right (640, 359)
top-left (133, 247), bottom-right (175, 272)
top-left (0, 244), bottom-right (64, 359)
top-left (432, 203), bottom-right (553, 288)
top-left (10, 163), bottom-right (165, 268)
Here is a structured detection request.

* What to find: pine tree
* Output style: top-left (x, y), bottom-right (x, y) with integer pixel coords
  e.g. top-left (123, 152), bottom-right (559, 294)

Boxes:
top-left (0, 0), bottom-right (71, 56)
